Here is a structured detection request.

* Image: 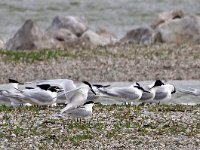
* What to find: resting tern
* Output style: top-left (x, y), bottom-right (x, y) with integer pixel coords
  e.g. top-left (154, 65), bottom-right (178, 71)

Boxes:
top-left (27, 79), bottom-right (76, 103)
top-left (178, 88), bottom-right (200, 96)
top-left (58, 81), bottom-right (96, 114)
top-left (15, 84), bottom-right (62, 106)
top-left (94, 82), bottom-right (150, 103)
top-left (148, 80), bottom-right (176, 102)
top-left (0, 79), bottom-right (26, 106)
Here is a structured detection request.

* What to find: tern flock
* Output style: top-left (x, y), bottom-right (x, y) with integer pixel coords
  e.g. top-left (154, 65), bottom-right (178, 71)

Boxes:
top-left (0, 78), bottom-right (196, 119)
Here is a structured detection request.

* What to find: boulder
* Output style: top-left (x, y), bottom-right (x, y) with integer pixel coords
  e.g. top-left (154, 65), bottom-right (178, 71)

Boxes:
top-left (6, 19), bottom-right (57, 50)
top-left (120, 27), bottom-right (155, 45)
top-left (79, 30), bottom-right (117, 48)
top-left (0, 38), bottom-right (5, 49)
top-left (150, 9), bottom-right (185, 29)
top-left (47, 28), bottom-right (78, 47)
top-left (48, 16), bottom-right (88, 37)
top-left (154, 15), bottom-right (200, 44)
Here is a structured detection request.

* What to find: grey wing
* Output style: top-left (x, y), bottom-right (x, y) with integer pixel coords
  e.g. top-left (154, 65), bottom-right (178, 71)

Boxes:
top-left (0, 95), bottom-right (11, 103)
top-left (140, 92), bottom-right (154, 101)
top-left (24, 91), bottom-right (53, 103)
top-left (68, 108), bottom-right (91, 117)
top-left (99, 87), bottom-right (139, 100)
top-left (154, 91), bottom-right (168, 100)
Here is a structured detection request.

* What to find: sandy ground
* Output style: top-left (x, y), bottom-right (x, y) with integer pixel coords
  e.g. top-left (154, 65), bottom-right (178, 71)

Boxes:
top-left (0, 44), bottom-right (200, 83)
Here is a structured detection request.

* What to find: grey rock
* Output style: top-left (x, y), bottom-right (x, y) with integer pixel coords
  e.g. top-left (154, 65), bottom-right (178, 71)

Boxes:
top-left (79, 30), bottom-right (117, 48)
top-left (120, 27), bottom-right (155, 45)
top-left (155, 15), bottom-right (200, 44)
top-left (150, 9), bottom-right (185, 29)
top-left (48, 16), bottom-right (88, 37)
top-left (6, 19), bottom-right (56, 50)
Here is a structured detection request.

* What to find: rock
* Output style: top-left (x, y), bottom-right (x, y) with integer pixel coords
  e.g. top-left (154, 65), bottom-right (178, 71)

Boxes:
top-left (48, 16), bottom-right (88, 37)
top-left (0, 38), bottom-right (5, 49)
top-left (79, 30), bottom-right (116, 48)
top-left (6, 19), bottom-right (57, 50)
top-left (154, 15), bottom-right (200, 44)
top-left (150, 9), bottom-right (185, 29)
top-left (47, 28), bottom-right (78, 48)
top-left (120, 27), bottom-right (155, 45)
top-left (96, 27), bottom-right (117, 42)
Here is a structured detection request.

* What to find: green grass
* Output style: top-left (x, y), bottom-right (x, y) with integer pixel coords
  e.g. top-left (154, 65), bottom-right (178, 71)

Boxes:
top-left (0, 43), bottom-right (200, 62)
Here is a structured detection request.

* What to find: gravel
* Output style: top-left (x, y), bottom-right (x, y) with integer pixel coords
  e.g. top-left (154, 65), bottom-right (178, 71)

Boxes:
top-left (0, 104), bottom-right (199, 149)
top-left (0, 44), bottom-right (200, 83)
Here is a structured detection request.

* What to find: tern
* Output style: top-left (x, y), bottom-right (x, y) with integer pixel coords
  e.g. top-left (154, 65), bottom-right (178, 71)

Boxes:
top-left (15, 84), bottom-right (62, 106)
top-left (178, 88), bottom-right (200, 96)
top-left (94, 82), bottom-right (150, 103)
top-left (58, 81), bottom-right (96, 114)
top-left (0, 79), bottom-right (26, 106)
top-left (27, 79), bottom-right (76, 104)
top-left (148, 80), bottom-right (176, 102)
top-left (65, 101), bottom-right (94, 119)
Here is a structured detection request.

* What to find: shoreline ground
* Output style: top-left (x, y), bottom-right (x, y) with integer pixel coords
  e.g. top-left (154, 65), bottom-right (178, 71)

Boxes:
top-left (0, 44), bottom-right (200, 83)
top-left (0, 104), bottom-right (199, 149)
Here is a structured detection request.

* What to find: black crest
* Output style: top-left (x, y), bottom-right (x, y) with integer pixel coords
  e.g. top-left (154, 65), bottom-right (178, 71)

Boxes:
top-left (48, 86), bottom-right (62, 92)
top-left (153, 80), bottom-right (164, 87)
top-left (37, 84), bottom-right (51, 90)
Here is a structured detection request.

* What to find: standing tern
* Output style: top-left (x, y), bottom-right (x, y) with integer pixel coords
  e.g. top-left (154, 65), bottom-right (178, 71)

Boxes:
top-left (58, 81), bottom-right (96, 114)
top-left (65, 101), bottom-right (94, 119)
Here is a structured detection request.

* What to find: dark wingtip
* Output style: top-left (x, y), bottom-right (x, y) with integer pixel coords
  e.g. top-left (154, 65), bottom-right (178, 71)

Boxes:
top-left (82, 81), bottom-right (96, 95)
top-left (9, 79), bottom-right (20, 84)
top-left (134, 85), bottom-right (150, 93)
top-left (84, 101), bottom-right (94, 105)
top-left (25, 87), bottom-right (35, 89)
top-left (136, 82), bottom-right (140, 86)
top-left (92, 84), bottom-right (110, 88)
top-left (82, 81), bottom-right (91, 86)
top-left (171, 87), bottom-right (176, 94)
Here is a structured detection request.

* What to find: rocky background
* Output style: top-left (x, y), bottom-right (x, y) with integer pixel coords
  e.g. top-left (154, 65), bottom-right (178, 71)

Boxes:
top-left (1, 9), bottom-right (200, 50)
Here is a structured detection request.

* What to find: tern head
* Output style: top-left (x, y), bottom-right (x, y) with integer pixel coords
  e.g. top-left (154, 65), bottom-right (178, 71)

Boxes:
top-left (82, 81), bottom-right (96, 95)
top-left (48, 86), bottom-right (63, 92)
top-left (37, 84), bottom-right (51, 90)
